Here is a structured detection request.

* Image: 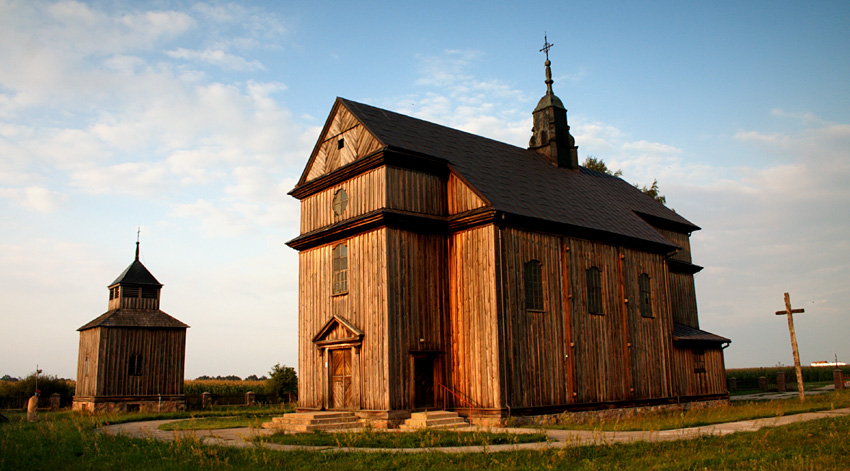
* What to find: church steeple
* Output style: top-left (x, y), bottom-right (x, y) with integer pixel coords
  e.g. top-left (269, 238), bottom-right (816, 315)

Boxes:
top-left (529, 34), bottom-right (580, 170)
top-left (107, 237), bottom-right (163, 311)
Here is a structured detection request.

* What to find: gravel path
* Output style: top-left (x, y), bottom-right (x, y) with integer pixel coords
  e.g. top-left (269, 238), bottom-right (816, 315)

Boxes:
top-left (97, 407), bottom-right (850, 454)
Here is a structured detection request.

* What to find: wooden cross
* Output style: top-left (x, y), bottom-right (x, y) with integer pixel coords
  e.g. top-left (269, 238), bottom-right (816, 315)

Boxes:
top-left (540, 33), bottom-right (554, 61)
top-left (775, 292), bottom-right (805, 401)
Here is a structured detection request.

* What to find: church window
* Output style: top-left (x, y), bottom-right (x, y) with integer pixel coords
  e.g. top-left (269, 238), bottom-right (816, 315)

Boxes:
top-left (332, 244), bottom-right (348, 295)
top-left (338, 138), bottom-right (345, 149)
top-left (639, 273), bottom-right (653, 318)
top-left (524, 260), bottom-right (544, 311)
top-left (141, 287), bottom-right (158, 299)
top-left (333, 188), bottom-right (349, 216)
top-left (693, 349), bottom-right (706, 373)
top-left (123, 286), bottom-right (140, 298)
top-left (586, 267), bottom-right (603, 315)
top-left (128, 353), bottom-right (143, 376)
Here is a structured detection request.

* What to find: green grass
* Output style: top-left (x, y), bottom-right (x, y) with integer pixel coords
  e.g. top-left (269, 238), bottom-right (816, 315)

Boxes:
top-left (259, 428), bottom-right (548, 448)
top-left (534, 389), bottom-right (850, 431)
top-left (2, 410), bottom-right (850, 470)
top-left (158, 415), bottom-right (275, 431)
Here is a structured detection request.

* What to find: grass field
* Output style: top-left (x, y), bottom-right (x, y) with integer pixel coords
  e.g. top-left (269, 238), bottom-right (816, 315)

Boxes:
top-left (2, 392), bottom-right (850, 470)
top-left (259, 428), bottom-right (549, 448)
top-left (535, 389), bottom-right (850, 431)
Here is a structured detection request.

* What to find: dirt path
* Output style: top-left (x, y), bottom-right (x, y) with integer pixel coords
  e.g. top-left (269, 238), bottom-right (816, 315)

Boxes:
top-left (97, 408), bottom-right (850, 454)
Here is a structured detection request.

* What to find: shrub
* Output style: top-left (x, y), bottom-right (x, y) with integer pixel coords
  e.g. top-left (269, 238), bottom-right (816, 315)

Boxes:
top-left (0, 371), bottom-right (75, 409)
top-left (266, 364), bottom-right (297, 402)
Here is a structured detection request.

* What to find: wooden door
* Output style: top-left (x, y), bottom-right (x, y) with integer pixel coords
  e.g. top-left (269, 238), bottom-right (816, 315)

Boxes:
top-left (330, 349), bottom-right (352, 409)
top-left (414, 356), bottom-right (435, 409)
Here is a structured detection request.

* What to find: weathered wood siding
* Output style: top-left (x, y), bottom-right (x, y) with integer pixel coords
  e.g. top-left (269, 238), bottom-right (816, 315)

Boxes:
top-left (386, 167), bottom-right (446, 216)
top-left (448, 225), bottom-right (501, 409)
top-left (75, 329), bottom-right (101, 396)
top-left (300, 167), bottom-right (386, 233)
top-left (669, 272), bottom-right (700, 328)
top-left (94, 327), bottom-right (185, 396)
top-left (495, 227), bottom-right (569, 408)
top-left (448, 173), bottom-right (486, 214)
top-left (655, 228), bottom-right (692, 263)
top-left (568, 239), bottom-right (629, 403)
top-left (305, 105), bottom-right (384, 182)
top-left (672, 345), bottom-right (727, 396)
top-left (621, 248), bottom-right (673, 399)
top-left (298, 228), bottom-right (389, 411)
top-left (386, 229), bottom-right (448, 410)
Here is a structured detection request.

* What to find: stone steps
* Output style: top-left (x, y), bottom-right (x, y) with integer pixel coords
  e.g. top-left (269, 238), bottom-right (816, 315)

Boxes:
top-left (262, 411), bottom-right (361, 432)
top-left (399, 411), bottom-right (470, 430)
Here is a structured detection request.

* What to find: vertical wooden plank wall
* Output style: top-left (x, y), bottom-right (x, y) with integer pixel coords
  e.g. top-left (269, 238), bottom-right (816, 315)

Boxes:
top-left (385, 229), bottom-right (448, 410)
top-left (95, 327), bottom-right (185, 396)
top-left (300, 167), bottom-right (386, 234)
top-left (669, 272), bottom-right (700, 327)
top-left (448, 224), bottom-right (501, 409)
top-left (75, 330), bottom-right (100, 396)
top-left (298, 228), bottom-right (390, 411)
top-left (655, 228), bottom-right (692, 263)
top-left (671, 346), bottom-right (727, 396)
top-left (568, 238), bottom-right (629, 403)
top-left (495, 227), bottom-right (568, 408)
top-left (447, 173), bottom-right (486, 214)
top-left (386, 167), bottom-right (445, 216)
top-left (621, 248), bottom-right (672, 399)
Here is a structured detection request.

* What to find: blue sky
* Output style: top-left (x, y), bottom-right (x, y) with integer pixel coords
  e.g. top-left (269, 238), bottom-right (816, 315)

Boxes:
top-left (1, 0), bottom-right (848, 379)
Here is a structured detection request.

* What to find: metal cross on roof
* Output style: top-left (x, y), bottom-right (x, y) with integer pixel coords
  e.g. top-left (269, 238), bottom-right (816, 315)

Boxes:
top-left (540, 33), bottom-right (554, 60)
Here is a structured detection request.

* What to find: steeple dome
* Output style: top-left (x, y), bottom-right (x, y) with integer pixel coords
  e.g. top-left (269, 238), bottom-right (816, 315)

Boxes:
top-left (529, 35), bottom-right (580, 170)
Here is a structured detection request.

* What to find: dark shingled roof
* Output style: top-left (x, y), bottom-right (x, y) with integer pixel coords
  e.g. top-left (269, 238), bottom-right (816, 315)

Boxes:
top-left (673, 323), bottom-right (730, 344)
top-left (78, 309), bottom-right (189, 331)
top-left (111, 259), bottom-right (162, 287)
top-left (336, 98), bottom-right (699, 249)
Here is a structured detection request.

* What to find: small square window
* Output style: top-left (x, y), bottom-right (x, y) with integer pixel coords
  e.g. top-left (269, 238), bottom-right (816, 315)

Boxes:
top-left (338, 138), bottom-right (345, 149)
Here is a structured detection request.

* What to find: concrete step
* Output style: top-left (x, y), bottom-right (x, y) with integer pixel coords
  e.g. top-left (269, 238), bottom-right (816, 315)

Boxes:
top-left (399, 411), bottom-right (470, 430)
top-left (262, 411), bottom-right (361, 432)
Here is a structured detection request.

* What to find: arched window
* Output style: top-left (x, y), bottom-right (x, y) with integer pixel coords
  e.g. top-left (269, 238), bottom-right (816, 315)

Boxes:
top-left (586, 267), bottom-right (603, 315)
top-left (524, 260), bottom-right (543, 311)
top-left (128, 353), bottom-right (143, 377)
top-left (332, 244), bottom-right (348, 295)
top-left (639, 273), bottom-right (653, 318)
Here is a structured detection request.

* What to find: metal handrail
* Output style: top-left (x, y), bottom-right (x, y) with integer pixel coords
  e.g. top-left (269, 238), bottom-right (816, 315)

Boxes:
top-left (437, 383), bottom-right (478, 411)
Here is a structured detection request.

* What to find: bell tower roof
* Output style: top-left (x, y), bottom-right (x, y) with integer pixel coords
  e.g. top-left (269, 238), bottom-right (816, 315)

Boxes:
top-left (528, 34), bottom-right (579, 170)
top-left (110, 241), bottom-right (162, 287)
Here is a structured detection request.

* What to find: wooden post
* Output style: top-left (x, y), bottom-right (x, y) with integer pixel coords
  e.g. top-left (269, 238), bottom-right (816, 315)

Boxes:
top-left (775, 292), bottom-right (805, 402)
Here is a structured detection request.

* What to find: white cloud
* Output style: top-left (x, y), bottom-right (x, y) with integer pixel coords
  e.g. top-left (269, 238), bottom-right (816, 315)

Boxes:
top-left (0, 186), bottom-right (67, 212)
top-left (166, 48), bottom-right (265, 71)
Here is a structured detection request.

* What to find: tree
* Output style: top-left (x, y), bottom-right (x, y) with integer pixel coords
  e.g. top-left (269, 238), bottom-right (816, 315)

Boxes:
top-left (582, 156), bottom-right (667, 205)
top-left (582, 156), bottom-right (622, 177)
top-left (266, 363), bottom-right (297, 403)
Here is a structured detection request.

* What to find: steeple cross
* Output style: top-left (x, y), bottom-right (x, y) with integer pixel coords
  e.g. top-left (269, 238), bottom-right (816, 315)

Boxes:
top-left (540, 33), bottom-right (554, 61)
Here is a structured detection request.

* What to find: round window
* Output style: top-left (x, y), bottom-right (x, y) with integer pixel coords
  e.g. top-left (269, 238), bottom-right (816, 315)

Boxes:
top-left (332, 188), bottom-right (348, 216)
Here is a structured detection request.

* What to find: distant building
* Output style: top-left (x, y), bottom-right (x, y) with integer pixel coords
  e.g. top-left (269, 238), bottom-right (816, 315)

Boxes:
top-left (287, 57), bottom-right (730, 426)
top-left (73, 243), bottom-right (189, 413)
top-left (811, 361), bottom-right (847, 367)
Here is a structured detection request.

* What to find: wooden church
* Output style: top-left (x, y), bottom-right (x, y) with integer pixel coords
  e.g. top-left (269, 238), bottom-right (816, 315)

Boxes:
top-left (73, 242), bottom-right (189, 413)
top-left (287, 56), bottom-right (730, 426)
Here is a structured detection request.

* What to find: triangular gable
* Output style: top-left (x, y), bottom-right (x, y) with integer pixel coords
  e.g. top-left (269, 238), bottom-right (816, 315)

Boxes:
top-left (448, 169), bottom-right (490, 214)
top-left (298, 99), bottom-right (386, 186)
top-left (312, 314), bottom-right (364, 346)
